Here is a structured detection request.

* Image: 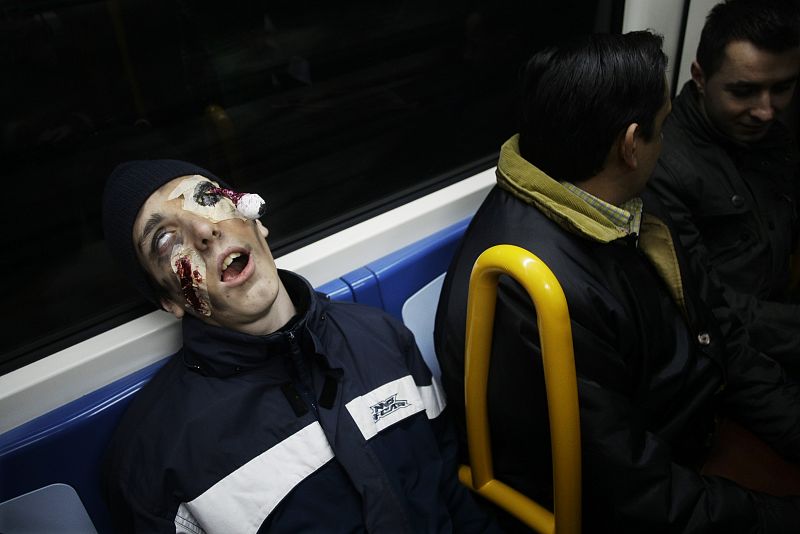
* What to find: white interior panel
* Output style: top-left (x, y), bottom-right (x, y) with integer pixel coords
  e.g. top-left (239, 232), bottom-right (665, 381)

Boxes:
top-left (622, 0), bottom-right (687, 89)
top-left (676, 0), bottom-right (719, 90)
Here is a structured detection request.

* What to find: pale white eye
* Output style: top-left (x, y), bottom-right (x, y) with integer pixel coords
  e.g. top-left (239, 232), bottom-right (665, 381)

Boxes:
top-left (156, 231), bottom-right (174, 253)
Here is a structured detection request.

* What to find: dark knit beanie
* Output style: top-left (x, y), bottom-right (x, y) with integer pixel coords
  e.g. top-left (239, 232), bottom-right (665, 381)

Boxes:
top-left (102, 159), bottom-right (227, 304)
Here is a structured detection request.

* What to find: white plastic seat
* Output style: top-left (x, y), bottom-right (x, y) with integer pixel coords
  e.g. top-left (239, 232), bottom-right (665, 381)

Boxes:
top-left (0, 483), bottom-right (97, 534)
top-left (401, 273), bottom-right (446, 379)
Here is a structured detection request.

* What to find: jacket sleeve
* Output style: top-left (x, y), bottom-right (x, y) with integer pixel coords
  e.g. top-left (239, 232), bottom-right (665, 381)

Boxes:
top-left (103, 464), bottom-right (180, 534)
top-left (577, 357), bottom-right (800, 534)
top-left (681, 228), bottom-right (800, 464)
top-left (398, 324), bottom-right (502, 533)
top-left (650, 156), bottom-right (800, 377)
top-left (719, 321), bottom-right (800, 463)
top-left (499, 276), bottom-right (800, 534)
top-left (103, 401), bottom-right (184, 534)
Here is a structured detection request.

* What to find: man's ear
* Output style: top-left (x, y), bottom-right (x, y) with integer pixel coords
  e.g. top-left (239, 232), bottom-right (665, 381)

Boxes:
top-left (619, 122), bottom-right (640, 170)
top-left (160, 297), bottom-right (185, 319)
top-left (690, 61), bottom-right (706, 95)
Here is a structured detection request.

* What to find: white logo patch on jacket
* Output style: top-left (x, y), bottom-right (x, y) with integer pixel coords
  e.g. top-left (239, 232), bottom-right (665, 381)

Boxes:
top-left (370, 394), bottom-right (410, 422)
top-left (346, 375), bottom-right (445, 440)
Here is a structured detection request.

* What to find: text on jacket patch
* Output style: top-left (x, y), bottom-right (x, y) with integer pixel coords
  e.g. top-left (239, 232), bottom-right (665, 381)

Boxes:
top-left (370, 394), bottom-right (410, 422)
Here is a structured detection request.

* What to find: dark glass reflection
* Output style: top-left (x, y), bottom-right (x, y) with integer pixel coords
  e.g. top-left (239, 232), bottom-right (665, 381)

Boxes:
top-left (1, 0), bottom-right (621, 371)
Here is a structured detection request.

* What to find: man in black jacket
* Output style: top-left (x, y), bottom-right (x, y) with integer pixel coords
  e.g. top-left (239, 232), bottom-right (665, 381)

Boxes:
top-left (101, 160), bottom-right (496, 532)
top-left (649, 0), bottom-right (800, 377)
top-left (435, 31), bottom-right (800, 532)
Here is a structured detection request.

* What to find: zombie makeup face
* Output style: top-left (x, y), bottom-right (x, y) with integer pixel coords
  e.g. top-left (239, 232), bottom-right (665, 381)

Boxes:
top-left (168, 175), bottom-right (266, 222)
top-left (134, 174), bottom-right (295, 334)
top-left (160, 176), bottom-right (267, 316)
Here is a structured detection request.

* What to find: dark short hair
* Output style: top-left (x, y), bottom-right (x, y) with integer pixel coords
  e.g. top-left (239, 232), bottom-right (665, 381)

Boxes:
top-left (518, 31), bottom-right (668, 183)
top-left (697, 0), bottom-right (800, 78)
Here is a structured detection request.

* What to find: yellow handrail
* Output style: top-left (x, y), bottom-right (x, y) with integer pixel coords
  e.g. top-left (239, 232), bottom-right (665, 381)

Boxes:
top-left (458, 245), bottom-right (581, 534)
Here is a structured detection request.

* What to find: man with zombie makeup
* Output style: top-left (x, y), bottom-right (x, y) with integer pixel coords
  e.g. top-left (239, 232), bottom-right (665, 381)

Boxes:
top-left (100, 160), bottom-right (497, 533)
top-left (649, 0), bottom-right (800, 378)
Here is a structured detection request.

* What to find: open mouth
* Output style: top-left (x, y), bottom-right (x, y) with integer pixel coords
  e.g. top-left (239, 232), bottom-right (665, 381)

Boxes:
top-left (221, 251), bottom-right (251, 282)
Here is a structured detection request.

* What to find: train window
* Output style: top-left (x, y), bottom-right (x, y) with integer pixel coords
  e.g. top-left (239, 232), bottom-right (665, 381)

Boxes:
top-left (1, 0), bottom-right (623, 373)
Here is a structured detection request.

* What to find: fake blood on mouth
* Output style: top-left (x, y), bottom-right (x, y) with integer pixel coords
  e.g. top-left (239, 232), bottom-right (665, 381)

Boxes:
top-left (175, 256), bottom-right (207, 314)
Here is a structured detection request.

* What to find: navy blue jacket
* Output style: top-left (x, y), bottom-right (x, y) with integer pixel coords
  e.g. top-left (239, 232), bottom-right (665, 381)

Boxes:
top-left (104, 271), bottom-right (494, 533)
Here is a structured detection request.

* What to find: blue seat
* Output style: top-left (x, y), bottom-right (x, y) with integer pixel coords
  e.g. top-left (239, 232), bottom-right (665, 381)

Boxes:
top-left (0, 361), bottom-right (165, 532)
top-left (320, 217), bottom-right (469, 322)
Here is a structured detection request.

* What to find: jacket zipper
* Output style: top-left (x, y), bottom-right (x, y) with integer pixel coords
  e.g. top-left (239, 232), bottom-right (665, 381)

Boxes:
top-left (288, 330), bottom-right (319, 416)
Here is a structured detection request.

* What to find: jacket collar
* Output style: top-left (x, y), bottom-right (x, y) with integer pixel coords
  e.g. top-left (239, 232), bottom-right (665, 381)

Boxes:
top-left (181, 270), bottom-right (324, 377)
top-left (495, 135), bottom-right (628, 243)
top-left (496, 135), bottom-right (690, 318)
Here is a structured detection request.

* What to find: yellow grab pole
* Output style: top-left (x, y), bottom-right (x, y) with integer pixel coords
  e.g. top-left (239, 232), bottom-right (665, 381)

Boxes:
top-left (459, 245), bottom-right (581, 534)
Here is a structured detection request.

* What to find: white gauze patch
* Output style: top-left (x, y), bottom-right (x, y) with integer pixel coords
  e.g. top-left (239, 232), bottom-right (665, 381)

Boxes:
top-left (168, 176), bottom-right (245, 223)
top-left (170, 243), bottom-right (212, 316)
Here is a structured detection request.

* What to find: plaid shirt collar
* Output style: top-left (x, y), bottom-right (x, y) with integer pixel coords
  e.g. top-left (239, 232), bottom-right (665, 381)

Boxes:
top-left (560, 182), bottom-right (643, 236)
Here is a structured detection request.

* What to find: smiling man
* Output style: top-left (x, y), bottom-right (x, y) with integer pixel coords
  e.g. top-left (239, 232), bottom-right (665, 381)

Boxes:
top-left (100, 160), bottom-right (495, 533)
top-left (649, 0), bottom-right (800, 377)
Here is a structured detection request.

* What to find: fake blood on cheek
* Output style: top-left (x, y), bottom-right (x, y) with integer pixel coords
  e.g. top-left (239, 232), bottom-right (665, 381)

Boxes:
top-left (175, 256), bottom-right (207, 314)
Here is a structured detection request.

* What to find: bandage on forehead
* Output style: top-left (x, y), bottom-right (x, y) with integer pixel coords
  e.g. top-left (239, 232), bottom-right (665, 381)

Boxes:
top-left (198, 182), bottom-right (266, 220)
top-left (169, 176), bottom-right (266, 222)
